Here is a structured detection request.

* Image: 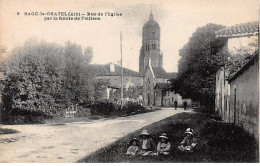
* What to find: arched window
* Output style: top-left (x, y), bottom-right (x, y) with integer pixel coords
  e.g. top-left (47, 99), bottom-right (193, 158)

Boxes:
top-left (148, 44), bottom-right (150, 50)
top-left (153, 32), bottom-right (155, 36)
top-left (154, 44), bottom-right (156, 50)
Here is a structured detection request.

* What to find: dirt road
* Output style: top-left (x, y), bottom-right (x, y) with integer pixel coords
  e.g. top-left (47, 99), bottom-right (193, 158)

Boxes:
top-left (0, 108), bottom-right (190, 162)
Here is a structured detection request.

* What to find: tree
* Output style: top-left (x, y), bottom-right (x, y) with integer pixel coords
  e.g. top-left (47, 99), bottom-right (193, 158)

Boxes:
top-left (1, 39), bottom-right (94, 124)
top-left (173, 24), bottom-right (227, 111)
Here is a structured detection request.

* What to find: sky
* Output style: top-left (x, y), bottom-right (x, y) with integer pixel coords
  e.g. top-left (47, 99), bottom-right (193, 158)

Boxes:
top-left (0, 0), bottom-right (258, 72)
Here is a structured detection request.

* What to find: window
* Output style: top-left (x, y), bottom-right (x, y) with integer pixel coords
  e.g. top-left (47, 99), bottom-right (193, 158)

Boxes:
top-left (153, 32), bottom-right (155, 36)
top-left (172, 97), bottom-right (174, 102)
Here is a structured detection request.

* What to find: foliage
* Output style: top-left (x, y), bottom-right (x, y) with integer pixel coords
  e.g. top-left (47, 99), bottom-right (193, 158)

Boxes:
top-left (1, 39), bottom-right (94, 124)
top-left (90, 101), bottom-right (145, 117)
top-left (173, 24), bottom-right (227, 110)
top-left (122, 102), bottom-right (145, 115)
top-left (90, 101), bottom-right (119, 117)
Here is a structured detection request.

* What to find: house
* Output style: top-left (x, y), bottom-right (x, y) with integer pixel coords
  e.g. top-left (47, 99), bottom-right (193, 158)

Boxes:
top-left (154, 82), bottom-right (192, 107)
top-left (215, 21), bottom-right (258, 122)
top-left (229, 51), bottom-right (259, 140)
top-left (214, 22), bottom-right (258, 140)
top-left (87, 63), bottom-right (143, 103)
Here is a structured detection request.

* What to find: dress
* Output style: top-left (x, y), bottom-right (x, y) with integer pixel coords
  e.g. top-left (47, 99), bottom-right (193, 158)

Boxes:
top-left (126, 145), bottom-right (139, 155)
top-left (157, 142), bottom-right (171, 155)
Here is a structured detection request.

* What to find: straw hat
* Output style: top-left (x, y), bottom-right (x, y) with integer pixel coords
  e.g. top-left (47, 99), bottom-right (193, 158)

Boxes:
top-left (185, 128), bottom-right (193, 135)
top-left (139, 129), bottom-right (150, 137)
top-left (159, 133), bottom-right (169, 140)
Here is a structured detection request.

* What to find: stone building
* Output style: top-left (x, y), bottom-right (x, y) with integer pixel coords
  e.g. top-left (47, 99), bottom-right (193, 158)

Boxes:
top-left (214, 21), bottom-right (259, 139)
top-left (229, 51), bottom-right (258, 140)
top-left (90, 11), bottom-right (191, 107)
top-left (139, 12), bottom-right (163, 74)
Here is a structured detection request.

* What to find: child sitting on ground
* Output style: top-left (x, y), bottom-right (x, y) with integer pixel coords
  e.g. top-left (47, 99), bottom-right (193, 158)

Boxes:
top-left (126, 138), bottom-right (139, 155)
top-left (178, 128), bottom-right (197, 152)
top-left (138, 129), bottom-right (156, 156)
top-left (157, 133), bottom-right (171, 156)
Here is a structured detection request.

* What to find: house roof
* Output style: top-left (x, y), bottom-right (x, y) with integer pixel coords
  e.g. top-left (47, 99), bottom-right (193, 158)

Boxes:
top-left (88, 63), bottom-right (142, 77)
top-left (229, 50), bottom-right (259, 82)
top-left (154, 83), bottom-right (171, 89)
top-left (152, 67), bottom-right (177, 79)
top-left (216, 21), bottom-right (258, 38)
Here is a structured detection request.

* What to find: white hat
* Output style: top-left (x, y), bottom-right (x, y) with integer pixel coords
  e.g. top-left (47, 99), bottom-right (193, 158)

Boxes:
top-left (140, 129), bottom-right (150, 136)
top-left (185, 128), bottom-right (193, 135)
top-left (159, 133), bottom-right (169, 140)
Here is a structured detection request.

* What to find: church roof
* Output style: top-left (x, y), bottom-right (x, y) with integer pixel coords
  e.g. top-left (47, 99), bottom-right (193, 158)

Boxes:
top-left (87, 63), bottom-right (142, 77)
top-left (216, 21), bottom-right (258, 38)
top-left (152, 67), bottom-right (177, 79)
top-left (143, 12), bottom-right (160, 29)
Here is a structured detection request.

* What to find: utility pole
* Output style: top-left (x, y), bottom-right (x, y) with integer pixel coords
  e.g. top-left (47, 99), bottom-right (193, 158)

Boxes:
top-left (120, 31), bottom-right (123, 110)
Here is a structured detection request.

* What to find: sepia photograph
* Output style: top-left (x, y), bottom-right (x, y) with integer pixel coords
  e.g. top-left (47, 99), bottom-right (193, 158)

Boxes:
top-left (0, 0), bottom-right (259, 163)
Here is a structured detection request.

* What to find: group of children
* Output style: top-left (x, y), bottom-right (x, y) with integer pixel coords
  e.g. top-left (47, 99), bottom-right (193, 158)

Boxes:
top-left (126, 128), bottom-right (196, 156)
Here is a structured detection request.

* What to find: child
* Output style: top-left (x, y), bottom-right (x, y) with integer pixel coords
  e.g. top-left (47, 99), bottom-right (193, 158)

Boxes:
top-left (138, 129), bottom-right (156, 156)
top-left (126, 138), bottom-right (140, 155)
top-left (157, 133), bottom-right (171, 155)
top-left (178, 128), bottom-right (197, 152)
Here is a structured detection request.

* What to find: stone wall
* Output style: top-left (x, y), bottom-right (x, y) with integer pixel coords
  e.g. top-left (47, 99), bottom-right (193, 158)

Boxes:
top-left (229, 58), bottom-right (259, 140)
top-left (215, 67), bottom-right (231, 122)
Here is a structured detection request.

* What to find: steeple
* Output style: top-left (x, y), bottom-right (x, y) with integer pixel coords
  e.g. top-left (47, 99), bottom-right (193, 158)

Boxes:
top-left (149, 5), bottom-right (153, 20)
top-left (139, 10), bottom-right (162, 73)
top-left (149, 11), bottom-right (153, 20)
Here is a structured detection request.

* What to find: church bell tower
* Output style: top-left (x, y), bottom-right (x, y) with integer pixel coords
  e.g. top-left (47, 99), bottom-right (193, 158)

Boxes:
top-left (139, 11), bottom-right (163, 73)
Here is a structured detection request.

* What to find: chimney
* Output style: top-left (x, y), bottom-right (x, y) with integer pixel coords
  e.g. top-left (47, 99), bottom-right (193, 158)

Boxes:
top-left (110, 63), bottom-right (115, 72)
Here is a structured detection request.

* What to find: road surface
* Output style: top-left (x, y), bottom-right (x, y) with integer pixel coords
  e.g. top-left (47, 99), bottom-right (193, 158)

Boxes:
top-left (0, 108), bottom-right (191, 162)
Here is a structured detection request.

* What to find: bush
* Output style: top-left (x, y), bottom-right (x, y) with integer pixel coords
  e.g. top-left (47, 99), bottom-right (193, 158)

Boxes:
top-left (90, 102), bottom-right (145, 117)
top-left (122, 102), bottom-right (145, 115)
top-left (75, 106), bottom-right (91, 118)
top-left (90, 102), bottom-right (119, 117)
top-left (2, 108), bottom-right (53, 124)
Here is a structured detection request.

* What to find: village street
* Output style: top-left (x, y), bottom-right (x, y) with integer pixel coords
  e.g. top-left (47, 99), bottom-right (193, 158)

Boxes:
top-left (0, 108), bottom-right (190, 163)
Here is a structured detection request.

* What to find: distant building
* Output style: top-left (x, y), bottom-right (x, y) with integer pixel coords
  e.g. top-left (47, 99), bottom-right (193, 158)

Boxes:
top-left (89, 11), bottom-right (191, 107)
top-left (214, 22), bottom-right (259, 140)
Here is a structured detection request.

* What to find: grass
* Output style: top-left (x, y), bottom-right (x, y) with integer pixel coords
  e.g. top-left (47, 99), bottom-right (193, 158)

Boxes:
top-left (78, 112), bottom-right (259, 163)
top-left (44, 107), bottom-right (161, 125)
top-left (0, 128), bottom-right (19, 135)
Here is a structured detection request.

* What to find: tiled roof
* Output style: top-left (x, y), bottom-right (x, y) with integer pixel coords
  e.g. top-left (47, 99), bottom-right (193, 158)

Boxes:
top-left (216, 21), bottom-right (258, 38)
top-left (152, 67), bottom-right (177, 79)
top-left (88, 63), bottom-right (142, 77)
top-left (229, 50), bottom-right (259, 82)
top-left (154, 83), bottom-right (171, 89)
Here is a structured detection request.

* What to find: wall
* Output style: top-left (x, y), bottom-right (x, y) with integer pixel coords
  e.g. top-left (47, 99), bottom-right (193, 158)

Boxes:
top-left (227, 36), bottom-right (258, 54)
top-left (229, 58), bottom-right (258, 140)
top-left (143, 65), bottom-right (155, 106)
top-left (215, 67), bottom-right (231, 122)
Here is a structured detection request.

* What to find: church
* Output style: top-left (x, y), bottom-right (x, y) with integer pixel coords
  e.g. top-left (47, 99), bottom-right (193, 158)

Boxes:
top-left (89, 11), bottom-right (191, 107)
